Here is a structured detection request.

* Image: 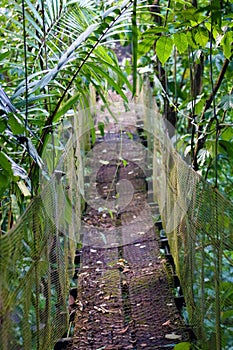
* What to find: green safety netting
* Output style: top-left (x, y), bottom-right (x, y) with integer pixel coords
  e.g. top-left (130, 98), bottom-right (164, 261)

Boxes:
top-left (151, 109), bottom-right (233, 350)
top-left (0, 101), bottom-right (233, 350)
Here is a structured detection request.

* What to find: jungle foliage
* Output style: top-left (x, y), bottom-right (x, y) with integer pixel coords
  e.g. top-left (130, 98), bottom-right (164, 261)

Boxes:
top-left (0, 0), bottom-right (232, 228)
top-left (0, 1), bottom-right (232, 348)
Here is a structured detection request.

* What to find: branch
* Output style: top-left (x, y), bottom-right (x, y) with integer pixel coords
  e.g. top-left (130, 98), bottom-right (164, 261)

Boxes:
top-left (193, 58), bottom-right (230, 170)
top-left (202, 58), bottom-right (230, 116)
top-left (36, 0), bottom-right (133, 159)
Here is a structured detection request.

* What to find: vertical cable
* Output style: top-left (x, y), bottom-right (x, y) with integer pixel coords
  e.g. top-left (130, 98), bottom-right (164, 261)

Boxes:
top-left (210, 2), bottom-right (221, 348)
top-left (132, 0), bottom-right (138, 97)
top-left (210, 20), bottom-right (218, 189)
top-left (188, 48), bottom-right (196, 163)
top-left (22, 0), bottom-right (28, 131)
top-left (22, 0), bottom-right (34, 198)
top-left (41, 0), bottom-right (48, 70)
top-left (22, 3), bottom-right (40, 348)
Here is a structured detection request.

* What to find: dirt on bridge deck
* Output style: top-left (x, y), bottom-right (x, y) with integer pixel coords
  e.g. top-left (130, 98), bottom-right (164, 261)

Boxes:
top-left (65, 129), bottom-right (192, 350)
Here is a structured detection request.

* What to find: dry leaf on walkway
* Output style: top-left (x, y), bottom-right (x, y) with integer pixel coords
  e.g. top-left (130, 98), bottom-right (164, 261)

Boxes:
top-left (165, 332), bottom-right (182, 340)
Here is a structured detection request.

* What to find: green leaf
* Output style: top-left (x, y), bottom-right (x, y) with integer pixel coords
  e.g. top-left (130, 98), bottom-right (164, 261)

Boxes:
top-left (98, 122), bottom-right (105, 137)
top-left (86, 62), bottom-right (128, 101)
top-left (143, 27), bottom-right (167, 36)
top-left (194, 98), bottom-right (205, 115)
top-left (138, 37), bottom-right (155, 55)
top-left (219, 140), bottom-right (233, 159)
top-left (0, 116), bottom-right (7, 133)
top-left (174, 32), bottom-right (188, 53)
top-left (211, 0), bottom-right (222, 28)
top-left (156, 36), bottom-right (173, 65)
top-left (222, 31), bottom-right (233, 60)
top-left (25, 0), bottom-right (43, 27)
top-left (195, 28), bottom-right (209, 47)
top-left (126, 131), bottom-right (133, 140)
top-left (8, 114), bottom-right (25, 134)
top-left (0, 172), bottom-right (9, 196)
top-left (32, 23), bottom-right (99, 92)
top-left (54, 92), bottom-right (80, 122)
top-left (0, 151), bottom-right (13, 175)
top-left (221, 309), bottom-right (233, 321)
top-left (92, 53), bottom-right (132, 92)
top-left (0, 51), bottom-right (10, 61)
top-left (182, 8), bottom-right (202, 24)
top-left (221, 127), bottom-right (233, 141)
top-left (91, 127), bottom-right (96, 145)
top-left (121, 158), bottom-right (128, 167)
top-left (186, 31), bottom-right (198, 48)
top-left (102, 5), bottom-right (120, 19)
top-left (174, 342), bottom-right (191, 350)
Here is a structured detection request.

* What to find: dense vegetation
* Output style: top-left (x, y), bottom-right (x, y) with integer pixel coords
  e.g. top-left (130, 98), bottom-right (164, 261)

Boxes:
top-left (0, 0), bottom-right (232, 228)
top-left (0, 0), bottom-right (232, 348)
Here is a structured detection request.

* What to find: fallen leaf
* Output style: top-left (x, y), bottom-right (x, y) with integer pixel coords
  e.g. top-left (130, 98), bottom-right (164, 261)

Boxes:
top-left (117, 324), bottom-right (130, 334)
top-left (123, 267), bottom-right (131, 273)
top-left (99, 160), bottom-right (109, 165)
top-left (78, 301), bottom-right (84, 311)
top-left (165, 332), bottom-right (182, 340)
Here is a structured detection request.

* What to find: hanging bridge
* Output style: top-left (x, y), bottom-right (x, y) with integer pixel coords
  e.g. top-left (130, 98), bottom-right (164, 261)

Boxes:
top-left (1, 100), bottom-right (232, 350)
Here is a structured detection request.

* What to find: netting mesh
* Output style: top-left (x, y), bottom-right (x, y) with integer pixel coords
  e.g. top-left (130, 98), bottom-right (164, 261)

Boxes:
top-left (1, 99), bottom-right (233, 350)
top-left (1, 196), bottom-right (70, 349)
top-left (152, 113), bottom-right (233, 349)
top-left (0, 114), bottom-right (83, 350)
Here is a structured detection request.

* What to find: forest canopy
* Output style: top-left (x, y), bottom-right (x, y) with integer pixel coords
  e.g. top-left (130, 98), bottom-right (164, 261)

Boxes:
top-left (0, 0), bottom-right (232, 231)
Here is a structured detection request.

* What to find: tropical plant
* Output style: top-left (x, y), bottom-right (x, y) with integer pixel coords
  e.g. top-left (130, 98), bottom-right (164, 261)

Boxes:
top-left (0, 0), bottom-right (146, 232)
top-left (137, 0), bottom-right (233, 196)
top-left (1, 0), bottom-right (233, 349)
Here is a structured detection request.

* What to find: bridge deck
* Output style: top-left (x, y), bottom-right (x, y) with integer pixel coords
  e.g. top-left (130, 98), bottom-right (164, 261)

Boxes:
top-left (68, 132), bottom-right (191, 350)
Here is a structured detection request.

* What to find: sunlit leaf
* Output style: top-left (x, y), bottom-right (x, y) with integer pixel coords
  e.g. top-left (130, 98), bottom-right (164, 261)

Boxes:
top-left (17, 180), bottom-right (31, 197)
top-left (195, 28), bottom-right (209, 47)
top-left (143, 27), bottom-right (167, 36)
top-left (25, 0), bottom-right (43, 26)
top-left (173, 32), bottom-right (188, 53)
top-left (102, 5), bottom-right (119, 19)
top-left (174, 342), bottom-right (191, 350)
top-left (33, 23), bottom-right (99, 91)
top-left (222, 31), bottom-right (233, 60)
top-left (221, 127), bottom-right (233, 141)
top-left (156, 36), bottom-right (173, 65)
